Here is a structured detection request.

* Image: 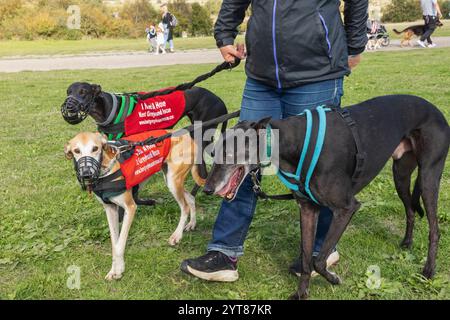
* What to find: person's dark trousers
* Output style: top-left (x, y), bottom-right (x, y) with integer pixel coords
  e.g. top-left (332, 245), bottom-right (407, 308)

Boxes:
top-left (421, 15), bottom-right (437, 44)
top-left (207, 77), bottom-right (344, 258)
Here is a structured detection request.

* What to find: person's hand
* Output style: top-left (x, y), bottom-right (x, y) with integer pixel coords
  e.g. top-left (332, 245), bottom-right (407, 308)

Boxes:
top-left (348, 54), bottom-right (361, 70)
top-left (219, 44), bottom-right (246, 63)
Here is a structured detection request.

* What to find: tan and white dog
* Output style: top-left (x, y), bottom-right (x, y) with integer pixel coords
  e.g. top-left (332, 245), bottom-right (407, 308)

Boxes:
top-left (366, 35), bottom-right (383, 51)
top-left (64, 132), bottom-right (204, 280)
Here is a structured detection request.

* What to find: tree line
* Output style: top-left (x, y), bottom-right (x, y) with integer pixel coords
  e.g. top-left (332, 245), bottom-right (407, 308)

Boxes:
top-left (0, 0), bottom-right (221, 40)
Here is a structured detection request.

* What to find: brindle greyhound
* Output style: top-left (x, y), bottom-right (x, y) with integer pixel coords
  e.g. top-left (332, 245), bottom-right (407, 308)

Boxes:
top-left (203, 95), bottom-right (449, 299)
top-left (62, 83), bottom-right (228, 203)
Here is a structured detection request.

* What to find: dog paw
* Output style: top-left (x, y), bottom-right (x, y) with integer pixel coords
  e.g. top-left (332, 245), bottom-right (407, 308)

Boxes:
top-left (184, 221), bottom-right (196, 231)
top-left (288, 290), bottom-right (308, 300)
top-left (400, 239), bottom-right (412, 249)
top-left (288, 292), bottom-right (300, 300)
top-left (105, 270), bottom-right (123, 281)
top-left (422, 265), bottom-right (435, 279)
top-left (168, 233), bottom-right (182, 246)
top-left (328, 272), bottom-right (342, 285)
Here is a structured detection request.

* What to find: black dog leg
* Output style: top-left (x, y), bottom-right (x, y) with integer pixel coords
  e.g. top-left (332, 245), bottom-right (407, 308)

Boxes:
top-left (134, 197), bottom-right (157, 206)
top-left (313, 198), bottom-right (361, 285)
top-left (118, 187), bottom-right (156, 223)
top-left (289, 200), bottom-right (319, 300)
top-left (419, 166), bottom-right (444, 279)
top-left (416, 126), bottom-right (448, 279)
top-left (392, 152), bottom-right (418, 249)
top-left (198, 162), bottom-right (208, 180)
top-left (132, 185), bottom-right (156, 207)
top-left (118, 207), bottom-right (125, 223)
top-left (190, 184), bottom-right (201, 197)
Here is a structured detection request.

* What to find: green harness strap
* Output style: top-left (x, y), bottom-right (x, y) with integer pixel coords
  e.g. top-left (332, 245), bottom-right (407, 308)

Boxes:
top-left (108, 95), bottom-right (137, 140)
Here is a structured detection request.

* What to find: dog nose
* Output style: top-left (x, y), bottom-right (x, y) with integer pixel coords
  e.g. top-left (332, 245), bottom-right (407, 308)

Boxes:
top-left (80, 167), bottom-right (93, 178)
top-left (203, 185), bottom-right (214, 195)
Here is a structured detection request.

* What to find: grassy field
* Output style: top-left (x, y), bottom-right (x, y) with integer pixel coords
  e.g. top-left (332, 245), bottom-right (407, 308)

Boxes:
top-left (0, 48), bottom-right (449, 300)
top-left (0, 35), bottom-right (245, 58)
top-left (0, 20), bottom-right (449, 58)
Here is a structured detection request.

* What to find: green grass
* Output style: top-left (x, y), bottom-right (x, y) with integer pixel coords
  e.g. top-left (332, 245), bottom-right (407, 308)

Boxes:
top-left (0, 35), bottom-right (245, 58)
top-left (385, 20), bottom-right (450, 39)
top-left (0, 21), bottom-right (449, 58)
top-left (0, 48), bottom-right (449, 300)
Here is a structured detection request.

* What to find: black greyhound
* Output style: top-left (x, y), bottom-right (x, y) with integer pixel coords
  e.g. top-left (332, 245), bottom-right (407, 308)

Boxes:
top-left (203, 95), bottom-right (449, 299)
top-left (62, 82), bottom-right (228, 203)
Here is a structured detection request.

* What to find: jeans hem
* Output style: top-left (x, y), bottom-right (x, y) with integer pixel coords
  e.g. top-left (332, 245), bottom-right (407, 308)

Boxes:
top-left (207, 245), bottom-right (244, 258)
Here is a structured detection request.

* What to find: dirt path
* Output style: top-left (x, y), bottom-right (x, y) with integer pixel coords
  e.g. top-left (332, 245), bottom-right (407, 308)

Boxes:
top-left (1, 37), bottom-right (449, 73)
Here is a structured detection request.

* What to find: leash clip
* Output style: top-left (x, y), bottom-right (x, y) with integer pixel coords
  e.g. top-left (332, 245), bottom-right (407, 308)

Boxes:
top-left (250, 170), bottom-right (262, 194)
top-left (107, 140), bottom-right (134, 154)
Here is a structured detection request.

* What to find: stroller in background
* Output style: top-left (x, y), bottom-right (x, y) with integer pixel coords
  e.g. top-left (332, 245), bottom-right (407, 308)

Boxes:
top-left (366, 20), bottom-right (390, 49)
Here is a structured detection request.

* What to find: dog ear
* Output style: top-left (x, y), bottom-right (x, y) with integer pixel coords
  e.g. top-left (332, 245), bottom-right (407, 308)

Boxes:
top-left (64, 143), bottom-right (73, 160)
top-left (98, 133), bottom-right (109, 150)
top-left (91, 84), bottom-right (102, 97)
top-left (98, 133), bottom-right (117, 155)
top-left (252, 117), bottom-right (272, 131)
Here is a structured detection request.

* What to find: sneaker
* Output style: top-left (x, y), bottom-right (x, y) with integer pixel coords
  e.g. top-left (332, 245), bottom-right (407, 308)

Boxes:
top-left (180, 251), bottom-right (239, 282)
top-left (428, 43), bottom-right (437, 48)
top-left (417, 40), bottom-right (427, 48)
top-left (289, 251), bottom-right (340, 278)
top-left (169, 48), bottom-right (175, 53)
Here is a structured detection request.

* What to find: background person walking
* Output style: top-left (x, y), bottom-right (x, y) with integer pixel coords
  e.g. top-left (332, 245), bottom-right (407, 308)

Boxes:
top-left (161, 4), bottom-right (176, 53)
top-left (418, 0), bottom-right (443, 48)
top-left (146, 24), bottom-right (157, 53)
top-left (155, 23), bottom-right (166, 55)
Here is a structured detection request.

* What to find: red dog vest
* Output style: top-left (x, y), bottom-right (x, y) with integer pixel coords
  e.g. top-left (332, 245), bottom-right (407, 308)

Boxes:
top-left (120, 130), bottom-right (171, 190)
top-left (124, 91), bottom-right (185, 136)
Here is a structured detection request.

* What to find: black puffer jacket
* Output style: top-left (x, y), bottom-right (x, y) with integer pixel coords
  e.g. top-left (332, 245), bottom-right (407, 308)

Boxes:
top-left (215, 0), bottom-right (368, 88)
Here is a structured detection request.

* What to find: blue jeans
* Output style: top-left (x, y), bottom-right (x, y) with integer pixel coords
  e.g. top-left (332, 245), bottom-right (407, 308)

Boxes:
top-left (207, 77), bottom-right (344, 257)
top-left (163, 29), bottom-right (174, 49)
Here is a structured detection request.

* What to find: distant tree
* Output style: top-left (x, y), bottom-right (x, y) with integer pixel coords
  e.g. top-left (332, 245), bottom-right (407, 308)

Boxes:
top-left (381, 0), bottom-right (422, 22)
top-left (440, 0), bottom-right (450, 19)
top-left (36, 0), bottom-right (103, 9)
top-left (121, 0), bottom-right (158, 25)
top-left (205, 0), bottom-right (222, 16)
top-left (168, 0), bottom-right (192, 36)
top-left (190, 2), bottom-right (212, 36)
top-left (0, 0), bottom-right (23, 22)
top-left (168, 0), bottom-right (191, 15)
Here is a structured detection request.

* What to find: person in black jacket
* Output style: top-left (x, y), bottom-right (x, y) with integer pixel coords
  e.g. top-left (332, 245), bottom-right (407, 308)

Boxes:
top-left (181, 0), bottom-right (368, 282)
top-left (161, 4), bottom-right (175, 53)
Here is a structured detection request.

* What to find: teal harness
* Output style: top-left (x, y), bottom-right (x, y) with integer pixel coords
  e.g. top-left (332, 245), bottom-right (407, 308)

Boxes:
top-left (266, 105), bottom-right (331, 204)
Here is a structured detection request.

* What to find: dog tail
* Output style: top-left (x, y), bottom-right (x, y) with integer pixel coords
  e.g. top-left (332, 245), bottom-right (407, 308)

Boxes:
top-left (191, 164), bottom-right (206, 188)
top-left (411, 177), bottom-right (425, 218)
top-left (393, 28), bottom-right (405, 34)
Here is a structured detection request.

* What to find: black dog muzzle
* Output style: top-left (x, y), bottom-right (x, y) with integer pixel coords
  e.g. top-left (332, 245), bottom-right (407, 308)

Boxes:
top-left (61, 95), bottom-right (93, 125)
top-left (74, 156), bottom-right (102, 190)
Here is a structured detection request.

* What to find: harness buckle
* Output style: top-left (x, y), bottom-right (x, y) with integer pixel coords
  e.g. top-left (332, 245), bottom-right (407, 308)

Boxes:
top-left (250, 170), bottom-right (262, 194)
top-left (107, 140), bottom-right (135, 154)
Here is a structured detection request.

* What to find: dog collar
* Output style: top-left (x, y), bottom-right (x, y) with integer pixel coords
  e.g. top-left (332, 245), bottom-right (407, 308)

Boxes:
top-left (96, 92), bottom-right (119, 127)
top-left (260, 124), bottom-right (272, 168)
